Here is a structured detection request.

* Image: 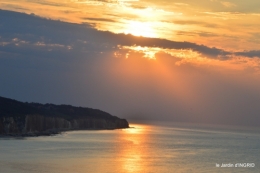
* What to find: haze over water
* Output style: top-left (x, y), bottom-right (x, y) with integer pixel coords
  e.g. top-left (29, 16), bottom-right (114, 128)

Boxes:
top-left (0, 124), bottom-right (259, 173)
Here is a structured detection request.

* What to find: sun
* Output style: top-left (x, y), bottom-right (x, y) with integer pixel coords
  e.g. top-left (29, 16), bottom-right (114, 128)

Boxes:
top-left (124, 21), bottom-right (157, 38)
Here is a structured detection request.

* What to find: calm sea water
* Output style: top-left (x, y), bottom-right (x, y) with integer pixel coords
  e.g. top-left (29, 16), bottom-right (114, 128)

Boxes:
top-left (0, 123), bottom-right (259, 173)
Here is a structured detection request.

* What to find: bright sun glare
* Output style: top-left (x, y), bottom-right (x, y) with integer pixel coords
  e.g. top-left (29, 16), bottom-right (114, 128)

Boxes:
top-left (124, 21), bottom-right (157, 38)
top-left (123, 124), bottom-right (145, 134)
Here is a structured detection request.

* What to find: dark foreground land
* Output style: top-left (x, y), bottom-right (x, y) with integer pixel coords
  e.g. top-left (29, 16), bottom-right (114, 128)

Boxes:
top-left (0, 96), bottom-right (129, 137)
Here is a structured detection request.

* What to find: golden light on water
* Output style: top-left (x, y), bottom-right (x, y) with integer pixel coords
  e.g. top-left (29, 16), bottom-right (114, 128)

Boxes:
top-left (123, 127), bottom-right (143, 134)
top-left (119, 124), bottom-right (150, 173)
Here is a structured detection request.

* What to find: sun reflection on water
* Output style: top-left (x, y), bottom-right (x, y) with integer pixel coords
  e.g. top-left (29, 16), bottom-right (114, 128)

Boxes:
top-left (119, 124), bottom-right (150, 173)
top-left (123, 127), bottom-right (143, 134)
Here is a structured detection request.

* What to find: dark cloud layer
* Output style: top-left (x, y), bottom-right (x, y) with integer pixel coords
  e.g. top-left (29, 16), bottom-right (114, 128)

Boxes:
top-left (82, 17), bottom-right (117, 23)
top-left (235, 50), bottom-right (260, 58)
top-left (1, 9), bottom-right (260, 127)
top-left (1, 9), bottom-right (260, 59)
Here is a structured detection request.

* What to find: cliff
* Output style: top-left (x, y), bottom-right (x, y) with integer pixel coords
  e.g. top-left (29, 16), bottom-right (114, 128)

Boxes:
top-left (0, 96), bottom-right (129, 136)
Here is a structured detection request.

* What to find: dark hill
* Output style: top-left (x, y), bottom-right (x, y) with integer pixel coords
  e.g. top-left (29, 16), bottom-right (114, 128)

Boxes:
top-left (0, 96), bottom-right (129, 136)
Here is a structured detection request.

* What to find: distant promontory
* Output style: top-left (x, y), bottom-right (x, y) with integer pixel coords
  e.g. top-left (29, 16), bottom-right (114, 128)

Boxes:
top-left (0, 96), bottom-right (129, 137)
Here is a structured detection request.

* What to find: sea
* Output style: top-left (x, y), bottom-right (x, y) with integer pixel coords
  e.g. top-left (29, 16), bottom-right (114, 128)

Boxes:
top-left (0, 123), bottom-right (259, 173)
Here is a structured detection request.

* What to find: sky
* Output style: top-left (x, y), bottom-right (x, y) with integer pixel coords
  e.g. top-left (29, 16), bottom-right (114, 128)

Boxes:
top-left (0, 0), bottom-right (260, 127)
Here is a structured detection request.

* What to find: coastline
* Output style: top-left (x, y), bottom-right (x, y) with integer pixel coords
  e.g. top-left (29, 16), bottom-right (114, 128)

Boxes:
top-left (0, 126), bottom-right (130, 138)
top-left (0, 96), bottom-right (129, 137)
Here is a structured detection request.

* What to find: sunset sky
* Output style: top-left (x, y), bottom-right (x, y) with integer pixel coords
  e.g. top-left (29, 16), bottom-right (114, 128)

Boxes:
top-left (1, 0), bottom-right (260, 126)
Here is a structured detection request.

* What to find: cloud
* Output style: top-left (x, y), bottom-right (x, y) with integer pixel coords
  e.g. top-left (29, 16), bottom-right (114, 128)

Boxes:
top-left (220, 1), bottom-right (236, 8)
top-left (235, 50), bottom-right (260, 58)
top-left (172, 20), bottom-right (219, 28)
top-left (130, 4), bottom-right (147, 10)
top-left (210, 0), bottom-right (236, 8)
top-left (2, 9), bottom-right (260, 60)
top-left (31, 1), bottom-right (66, 7)
top-left (1, 9), bottom-right (260, 127)
top-left (82, 17), bottom-right (117, 22)
top-left (113, 34), bottom-right (231, 57)
top-left (176, 30), bottom-right (219, 37)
